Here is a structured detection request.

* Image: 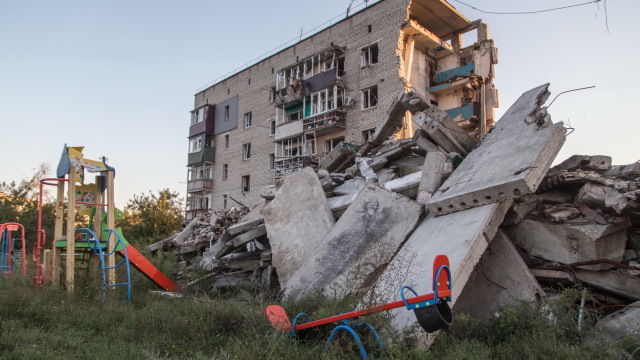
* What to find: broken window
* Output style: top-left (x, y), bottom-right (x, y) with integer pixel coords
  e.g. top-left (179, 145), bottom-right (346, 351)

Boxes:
top-left (362, 128), bottom-right (375, 143)
top-left (362, 86), bottom-right (378, 109)
top-left (191, 107), bottom-right (206, 125)
top-left (325, 136), bottom-right (345, 155)
top-left (222, 164), bottom-right (228, 180)
top-left (189, 138), bottom-right (202, 153)
top-left (361, 43), bottom-right (379, 68)
top-left (224, 133), bottom-right (230, 148)
top-left (224, 105), bottom-right (230, 121)
top-left (244, 112), bottom-right (252, 129)
top-left (242, 175), bottom-right (250, 192)
top-left (243, 143), bottom-right (251, 160)
top-left (269, 119), bottom-right (276, 136)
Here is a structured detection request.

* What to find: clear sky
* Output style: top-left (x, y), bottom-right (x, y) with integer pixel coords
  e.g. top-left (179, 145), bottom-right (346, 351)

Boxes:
top-left (1, 0), bottom-right (637, 207)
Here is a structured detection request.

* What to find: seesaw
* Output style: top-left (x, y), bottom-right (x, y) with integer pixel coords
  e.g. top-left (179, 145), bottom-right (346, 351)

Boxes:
top-left (266, 254), bottom-right (452, 359)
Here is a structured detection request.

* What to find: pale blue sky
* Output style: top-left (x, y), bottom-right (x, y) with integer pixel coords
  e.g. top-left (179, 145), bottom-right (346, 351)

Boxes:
top-left (1, 0), bottom-right (637, 206)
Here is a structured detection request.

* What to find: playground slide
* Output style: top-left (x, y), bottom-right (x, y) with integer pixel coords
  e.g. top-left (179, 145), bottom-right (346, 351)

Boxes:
top-left (112, 228), bottom-right (181, 292)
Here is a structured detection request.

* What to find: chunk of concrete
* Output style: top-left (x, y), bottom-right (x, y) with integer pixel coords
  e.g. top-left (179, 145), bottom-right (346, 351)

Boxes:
top-left (327, 190), bottom-right (362, 219)
top-left (417, 152), bottom-right (447, 206)
top-left (413, 129), bottom-right (445, 154)
top-left (543, 205), bottom-right (580, 222)
top-left (504, 218), bottom-right (629, 270)
top-left (594, 301), bottom-right (640, 343)
top-left (547, 155), bottom-right (612, 176)
top-left (333, 178), bottom-right (366, 196)
top-left (371, 91), bottom-right (407, 145)
top-left (574, 269), bottom-right (640, 300)
top-left (261, 186), bottom-right (276, 200)
top-left (502, 194), bottom-right (540, 226)
top-left (387, 155), bottom-right (425, 177)
top-left (427, 84), bottom-right (566, 216)
top-left (382, 171), bottom-right (422, 198)
top-left (454, 229), bottom-right (545, 320)
top-left (575, 183), bottom-right (608, 209)
top-left (231, 225), bottom-right (267, 248)
top-left (356, 156), bottom-right (378, 184)
top-left (603, 161), bottom-right (640, 180)
top-left (284, 185), bottom-right (423, 299)
top-left (319, 141), bottom-right (356, 173)
top-left (263, 167), bottom-right (336, 285)
top-left (228, 217), bottom-right (264, 236)
top-left (414, 112), bottom-right (469, 155)
top-left (376, 168), bottom-right (398, 186)
top-left (368, 200), bottom-right (512, 341)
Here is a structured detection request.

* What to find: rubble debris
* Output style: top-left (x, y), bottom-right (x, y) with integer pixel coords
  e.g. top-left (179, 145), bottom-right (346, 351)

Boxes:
top-left (427, 84), bottom-right (566, 216)
top-left (262, 167), bottom-right (335, 286)
top-left (284, 185), bottom-right (422, 300)
top-left (416, 152), bottom-right (447, 206)
top-left (454, 230), bottom-right (545, 320)
top-left (594, 301), bottom-right (640, 344)
top-left (382, 171), bottom-right (422, 198)
top-left (547, 155), bottom-right (612, 176)
top-left (413, 129), bottom-right (445, 154)
top-left (318, 141), bottom-right (357, 173)
top-left (574, 269), bottom-right (640, 301)
top-left (505, 218), bottom-right (628, 271)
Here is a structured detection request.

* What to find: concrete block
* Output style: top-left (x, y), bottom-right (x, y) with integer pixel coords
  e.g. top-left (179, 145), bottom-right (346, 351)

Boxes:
top-left (417, 152), bottom-right (447, 206)
top-left (574, 269), bottom-right (640, 300)
top-left (263, 167), bottom-right (335, 285)
top-left (595, 300), bottom-right (640, 343)
top-left (388, 155), bottom-right (425, 177)
top-left (454, 229), bottom-right (545, 320)
top-left (547, 155), bottom-right (612, 176)
top-left (261, 186), bottom-right (276, 200)
top-left (427, 84), bottom-right (566, 216)
top-left (417, 106), bottom-right (476, 153)
top-left (231, 225), bottom-right (267, 248)
top-left (371, 91), bottom-right (407, 145)
top-left (413, 112), bottom-right (468, 155)
top-left (327, 190), bottom-right (362, 219)
top-left (284, 185), bottom-right (423, 299)
top-left (505, 218), bottom-right (629, 270)
top-left (502, 194), bottom-right (539, 226)
top-left (382, 171), bottom-right (422, 198)
top-left (228, 216), bottom-right (264, 236)
top-left (368, 201), bottom-right (512, 339)
top-left (376, 168), bottom-right (398, 186)
top-left (333, 178), bottom-right (366, 196)
top-left (413, 129), bottom-right (445, 154)
top-left (575, 183), bottom-right (608, 209)
top-left (319, 141), bottom-right (356, 173)
top-left (356, 156), bottom-right (378, 184)
top-left (543, 205), bottom-right (580, 222)
top-left (603, 161), bottom-right (640, 180)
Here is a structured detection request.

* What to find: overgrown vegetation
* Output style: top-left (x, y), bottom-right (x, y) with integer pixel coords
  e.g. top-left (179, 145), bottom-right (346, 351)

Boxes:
top-left (0, 268), bottom-right (629, 360)
top-left (119, 189), bottom-right (184, 247)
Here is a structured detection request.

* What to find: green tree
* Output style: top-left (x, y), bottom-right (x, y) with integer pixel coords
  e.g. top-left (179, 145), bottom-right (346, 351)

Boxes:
top-left (119, 189), bottom-right (184, 246)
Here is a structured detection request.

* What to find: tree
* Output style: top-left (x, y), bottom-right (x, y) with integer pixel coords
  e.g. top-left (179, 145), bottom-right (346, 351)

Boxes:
top-left (119, 189), bottom-right (184, 246)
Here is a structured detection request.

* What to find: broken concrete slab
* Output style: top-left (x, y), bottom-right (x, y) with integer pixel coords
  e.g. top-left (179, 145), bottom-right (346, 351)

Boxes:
top-left (371, 91), bottom-right (407, 145)
top-left (413, 112), bottom-right (469, 155)
top-left (327, 190), bottom-right (362, 219)
top-left (319, 141), bottom-right (356, 173)
top-left (376, 168), bottom-right (398, 186)
top-left (543, 205), bottom-right (580, 222)
top-left (283, 185), bottom-right (423, 300)
top-left (547, 155), bottom-right (612, 176)
top-left (413, 129), bottom-right (445, 154)
top-left (261, 186), bottom-right (276, 200)
top-left (574, 269), bottom-right (640, 300)
top-left (427, 84), bottom-right (566, 216)
top-left (594, 300), bottom-right (640, 344)
top-left (368, 200), bottom-right (512, 341)
top-left (502, 194), bottom-right (540, 226)
top-left (603, 161), bottom-right (640, 180)
top-left (417, 152), bottom-right (447, 206)
top-left (228, 217), bottom-right (264, 236)
top-left (387, 155), bottom-right (425, 177)
top-left (416, 106), bottom-right (476, 153)
top-left (529, 269), bottom-right (575, 284)
top-left (575, 183), bottom-right (608, 209)
top-left (333, 178), bottom-right (366, 196)
top-left (231, 225), bottom-right (267, 248)
top-left (454, 229), bottom-right (545, 320)
top-left (504, 218), bottom-right (629, 271)
top-left (262, 167), bottom-right (336, 285)
top-left (382, 171), bottom-right (422, 198)
top-left (356, 156), bottom-right (378, 184)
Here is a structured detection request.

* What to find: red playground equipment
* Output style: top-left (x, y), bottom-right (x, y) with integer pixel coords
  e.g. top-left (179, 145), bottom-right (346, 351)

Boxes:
top-left (0, 223), bottom-right (27, 277)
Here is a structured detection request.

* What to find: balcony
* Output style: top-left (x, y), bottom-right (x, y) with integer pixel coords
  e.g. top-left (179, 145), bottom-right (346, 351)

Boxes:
top-left (274, 156), bottom-right (312, 177)
top-left (275, 80), bottom-right (303, 107)
top-left (187, 179), bottom-right (213, 193)
top-left (187, 147), bottom-right (215, 166)
top-left (303, 110), bottom-right (345, 136)
top-left (274, 120), bottom-right (304, 141)
top-left (189, 105), bottom-right (215, 137)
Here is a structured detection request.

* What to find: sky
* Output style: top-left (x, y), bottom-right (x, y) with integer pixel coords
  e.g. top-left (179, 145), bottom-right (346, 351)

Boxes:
top-left (1, 0), bottom-right (637, 207)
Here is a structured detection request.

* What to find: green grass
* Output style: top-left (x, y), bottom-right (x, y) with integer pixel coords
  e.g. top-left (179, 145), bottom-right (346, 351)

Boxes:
top-left (0, 272), bottom-right (630, 359)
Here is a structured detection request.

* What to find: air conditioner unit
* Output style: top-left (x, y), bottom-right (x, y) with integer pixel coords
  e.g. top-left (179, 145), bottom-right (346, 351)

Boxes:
top-left (344, 96), bottom-right (354, 107)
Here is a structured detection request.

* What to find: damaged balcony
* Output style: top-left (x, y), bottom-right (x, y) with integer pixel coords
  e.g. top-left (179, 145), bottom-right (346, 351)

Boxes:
top-left (303, 110), bottom-right (345, 135)
top-left (187, 179), bottom-right (213, 193)
top-left (274, 156), bottom-right (312, 178)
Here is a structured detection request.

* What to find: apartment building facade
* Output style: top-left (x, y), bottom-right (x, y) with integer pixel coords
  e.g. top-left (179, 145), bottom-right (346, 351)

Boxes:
top-left (186, 0), bottom-right (498, 220)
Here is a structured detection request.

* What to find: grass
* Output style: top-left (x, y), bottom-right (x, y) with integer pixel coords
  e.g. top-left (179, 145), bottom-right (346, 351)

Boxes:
top-left (0, 267), bottom-right (631, 360)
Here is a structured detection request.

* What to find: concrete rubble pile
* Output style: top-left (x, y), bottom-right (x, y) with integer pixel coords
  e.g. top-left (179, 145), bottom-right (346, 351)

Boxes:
top-left (160, 83), bottom-right (639, 344)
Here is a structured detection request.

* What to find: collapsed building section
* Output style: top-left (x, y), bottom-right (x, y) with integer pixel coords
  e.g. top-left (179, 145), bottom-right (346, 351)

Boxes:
top-left (185, 0), bottom-right (498, 218)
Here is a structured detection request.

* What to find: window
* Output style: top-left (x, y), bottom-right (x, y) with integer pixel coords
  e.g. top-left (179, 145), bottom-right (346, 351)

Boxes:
top-left (224, 105), bottom-right (230, 121)
top-left (269, 87), bottom-right (276, 104)
top-left (189, 138), bottom-right (202, 153)
top-left (361, 86), bottom-right (378, 109)
top-left (196, 166), bottom-right (211, 179)
top-left (362, 128), bottom-right (375, 143)
top-left (269, 119), bottom-right (276, 136)
top-left (269, 153), bottom-right (275, 170)
top-left (244, 112), bottom-right (252, 129)
top-left (243, 143), bottom-right (251, 160)
top-left (224, 133), bottom-right (229, 148)
top-left (361, 43), bottom-right (379, 67)
top-left (242, 175), bottom-right (250, 192)
top-left (222, 194), bottom-right (228, 209)
top-left (222, 164), bottom-right (228, 180)
top-left (325, 136), bottom-right (345, 154)
top-left (191, 107), bottom-right (206, 125)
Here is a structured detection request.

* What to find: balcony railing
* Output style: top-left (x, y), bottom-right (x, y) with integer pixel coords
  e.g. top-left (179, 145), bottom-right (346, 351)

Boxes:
top-left (303, 110), bottom-right (346, 133)
top-left (274, 156), bottom-right (312, 177)
top-left (187, 179), bottom-right (213, 193)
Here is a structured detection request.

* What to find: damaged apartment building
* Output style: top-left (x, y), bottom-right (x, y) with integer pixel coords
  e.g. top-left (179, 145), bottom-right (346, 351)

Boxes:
top-left (185, 0), bottom-right (498, 220)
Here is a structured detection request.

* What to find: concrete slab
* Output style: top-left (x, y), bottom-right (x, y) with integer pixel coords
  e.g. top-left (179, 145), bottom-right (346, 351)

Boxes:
top-left (417, 152), bottom-right (447, 206)
top-left (228, 217), bottom-right (264, 236)
top-left (333, 178), bottom-right (366, 196)
top-left (454, 229), bottom-right (545, 320)
top-left (547, 155), bottom-right (612, 176)
top-left (367, 200), bottom-right (512, 340)
top-left (263, 167), bottom-right (336, 285)
top-left (284, 185), bottom-right (423, 299)
top-left (427, 84), bottom-right (566, 216)
top-left (595, 300), bottom-right (640, 343)
top-left (382, 171), bottom-right (422, 198)
top-left (371, 91), bottom-right (408, 145)
top-left (388, 155), bottom-right (426, 177)
top-left (319, 141), bottom-right (356, 173)
top-left (413, 129), bottom-right (445, 154)
top-left (504, 218), bottom-right (628, 271)
top-left (574, 269), bottom-right (640, 300)
top-left (327, 190), bottom-right (362, 218)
